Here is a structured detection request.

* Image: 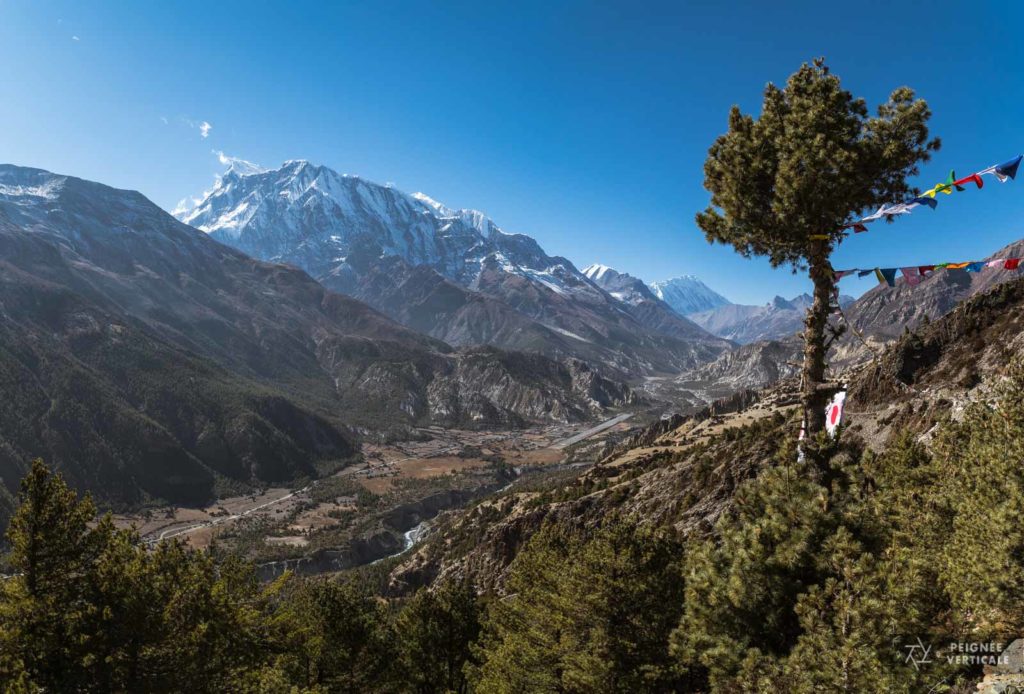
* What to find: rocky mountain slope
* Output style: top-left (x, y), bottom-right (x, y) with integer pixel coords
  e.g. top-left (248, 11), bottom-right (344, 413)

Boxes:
top-left (387, 271), bottom-right (1024, 596)
top-left (648, 275), bottom-right (732, 315)
top-left (0, 165), bottom-right (636, 517)
top-left (177, 161), bottom-right (730, 377)
top-left (845, 237), bottom-right (1024, 340)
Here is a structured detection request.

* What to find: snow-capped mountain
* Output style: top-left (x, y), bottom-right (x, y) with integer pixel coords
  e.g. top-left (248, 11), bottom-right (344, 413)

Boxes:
top-left (582, 264), bottom-right (654, 306)
top-left (177, 160), bottom-right (731, 378)
top-left (580, 263), bottom-right (727, 343)
top-left (649, 276), bottom-right (732, 316)
top-left (0, 163), bottom-right (642, 513)
top-left (181, 160), bottom-right (597, 298)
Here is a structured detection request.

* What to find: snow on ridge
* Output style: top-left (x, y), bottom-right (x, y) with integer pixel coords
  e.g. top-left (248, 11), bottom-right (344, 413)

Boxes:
top-left (582, 263), bottom-right (617, 281)
top-left (176, 156), bottom-right (591, 293)
top-left (0, 176), bottom-right (67, 202)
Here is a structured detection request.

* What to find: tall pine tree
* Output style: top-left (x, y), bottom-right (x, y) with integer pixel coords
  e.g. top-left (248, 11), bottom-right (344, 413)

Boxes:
top-left (696, 58), bottom-right (938, 456)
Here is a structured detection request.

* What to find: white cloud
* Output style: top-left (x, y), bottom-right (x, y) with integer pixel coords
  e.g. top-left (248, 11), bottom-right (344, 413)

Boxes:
top-left (199, 121), bottom-right (212, 138)
top-left (171, 198), bottom-right (191, 217)
top-left (213, 150), bottom-right (266, 175)
top-left (160, 116), bottom-right (168, 125)
top-left (71, 35), bottom-right (80, 41)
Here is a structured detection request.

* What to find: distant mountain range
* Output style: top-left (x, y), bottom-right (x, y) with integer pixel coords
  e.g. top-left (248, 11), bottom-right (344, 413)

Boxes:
top-left (689, 293), bottom-right (854, 344)
top-left (649, 275), bottom-right (732, 315)
top-left (0, 164), bottom-right (636, 517)
top-left (178, 161), bottom-right (731, 379)
top-left (581, 264), bottom-right (847, 345)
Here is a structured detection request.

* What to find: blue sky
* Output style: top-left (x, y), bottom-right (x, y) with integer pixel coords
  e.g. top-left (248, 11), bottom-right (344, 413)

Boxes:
top-left (2, 1), bottom-right (1022, 304)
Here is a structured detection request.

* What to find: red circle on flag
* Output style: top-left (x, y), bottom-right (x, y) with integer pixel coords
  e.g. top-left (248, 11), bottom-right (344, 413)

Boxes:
top-left (829, 406), bottom-right (839, 425)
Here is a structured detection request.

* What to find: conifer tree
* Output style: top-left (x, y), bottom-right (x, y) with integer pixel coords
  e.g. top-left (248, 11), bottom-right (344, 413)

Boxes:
top-left (268, 577), bottom-right (394, 691)
top-left (474, 520), bottom-right (688, 693)
top-left (1, 459), bottom-right (103, 690)
top-left (932, 359), bottom-right (1024, 634)
top-left (696, 58), bottom-right (939, 451)
top-left (395, 576), bottom-right (481, 694)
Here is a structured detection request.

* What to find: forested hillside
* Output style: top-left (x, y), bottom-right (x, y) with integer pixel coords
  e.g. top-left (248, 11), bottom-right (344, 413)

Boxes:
top-left (6, 326), bottom-right (1024, 690)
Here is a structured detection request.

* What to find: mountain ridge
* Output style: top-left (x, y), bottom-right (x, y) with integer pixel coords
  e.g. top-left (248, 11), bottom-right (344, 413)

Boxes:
top-left (0, 164), bottom-right (638, 516)
top-left (177, 161), bottom-right (732, 378)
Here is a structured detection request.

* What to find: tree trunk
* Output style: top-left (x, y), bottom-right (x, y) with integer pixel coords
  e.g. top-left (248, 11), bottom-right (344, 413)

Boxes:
top-left (801, 242), bottom-right (835, 444)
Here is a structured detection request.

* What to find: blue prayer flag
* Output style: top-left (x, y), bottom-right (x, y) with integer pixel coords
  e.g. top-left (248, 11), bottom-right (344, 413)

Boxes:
top-left (996, 155), bottom-right (1023, 181)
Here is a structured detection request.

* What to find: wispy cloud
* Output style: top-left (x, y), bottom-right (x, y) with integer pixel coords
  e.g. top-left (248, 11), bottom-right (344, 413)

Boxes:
top-left (171, 198), bottom-right (190, 217)
top-left (213, 150), bottom-right (266, 175)
top-left (71, 35), bottom-right (80, 41)
top-left (178, 117), bottom-right (214, 139)
top-left (160, 116), bottom-right (169, 125)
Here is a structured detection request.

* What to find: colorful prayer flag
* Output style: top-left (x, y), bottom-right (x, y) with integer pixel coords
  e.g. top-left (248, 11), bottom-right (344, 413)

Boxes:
top-left (980, 154), bottom-right (1023, 183)
top-left (996, 155), bottom-right (1022, 181)
top-left (923, 171), bottom-right (957, 198)
top-left (875, 268), bottom-right (897, 287)
top-left (1006, 258), bottom-right (1021, 270)
top-left (965, 262), bottom-right (985, 272)
top-left (954, 173), bottom-right (984, 189)
top-left (900, 267), bottom-right (923, 286)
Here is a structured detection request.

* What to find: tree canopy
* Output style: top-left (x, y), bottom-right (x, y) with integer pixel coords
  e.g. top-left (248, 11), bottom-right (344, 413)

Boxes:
top-left (697, 57), bottom-right (940, 269)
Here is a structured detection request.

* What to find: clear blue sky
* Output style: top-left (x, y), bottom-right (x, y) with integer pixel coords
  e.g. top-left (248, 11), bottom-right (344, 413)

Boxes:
top-left (3, 1), bottom-right (1023, 304)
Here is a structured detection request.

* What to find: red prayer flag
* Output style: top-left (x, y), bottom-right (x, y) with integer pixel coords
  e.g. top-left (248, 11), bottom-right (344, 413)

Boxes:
top-left (918, 265), bottom-right (936, 273)
top-left (953, 173), bottom-right (984, 189)
top-left (1005, 258), bottom-right (1021, 270)
top-left (853, 223), bottom-right (868, 233)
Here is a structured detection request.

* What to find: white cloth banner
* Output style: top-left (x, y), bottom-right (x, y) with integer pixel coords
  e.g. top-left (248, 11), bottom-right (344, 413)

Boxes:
top-left (825, 391), bottom-right (846, 437)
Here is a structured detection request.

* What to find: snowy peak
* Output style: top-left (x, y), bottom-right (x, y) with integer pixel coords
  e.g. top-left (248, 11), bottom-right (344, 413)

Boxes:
top-left (649, 276), bottom-right (732, 316)
top-left (582, 264), bottom-right (619, 282)
top-left (581, 263), bottom-right (656, 306)
top-left (176, 158), bottom-right (590, 296)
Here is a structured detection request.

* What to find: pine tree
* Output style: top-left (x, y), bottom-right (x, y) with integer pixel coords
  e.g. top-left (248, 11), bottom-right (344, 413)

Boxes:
top-left (395, 576), bottom-right (481, 694)
top-left (0, 459), bottom-right (103, 690)
top-left (268, 576), bottom-right (394, 692)
top-left (472, 524), bottom-right (572, 693)
top-left (474, 520), bottom-right (688, 693)
top-left (933, 359), bottom-right (1024, 634)
top-left (696, 58), bottom-right (938, 453)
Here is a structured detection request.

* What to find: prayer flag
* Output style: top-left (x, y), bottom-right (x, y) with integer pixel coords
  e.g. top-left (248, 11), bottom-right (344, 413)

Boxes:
top-left (922, 172), bottom-right (955, 198)
top-left (875, 268), bottom-right (897, 287)
top-left (986, 260), bottom-right (1005, 268)
top-left (1006, 258), bottom-right (1021, 270)
top-left (996, 154), bottom-right (1023, 181)
top-left (980, 154), bottom-right (1023, 183)
top-left (901, 267), bottom-right (923, 286)
top-left (918, 265), bottom-right (936, 273)
top-left (954, 173), bottom-right (984, 189)
top-left (945, 262), bottom-right (971, 269)
top-left (965, 262), bottom-right (985, 272)
top-left (857, 269), bottom-right (874, 278)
